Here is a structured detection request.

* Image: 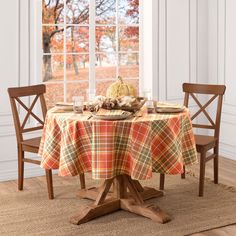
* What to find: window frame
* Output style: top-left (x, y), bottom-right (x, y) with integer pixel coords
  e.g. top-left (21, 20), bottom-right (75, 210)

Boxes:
top-left (33, 0), bottom-right (144, 102)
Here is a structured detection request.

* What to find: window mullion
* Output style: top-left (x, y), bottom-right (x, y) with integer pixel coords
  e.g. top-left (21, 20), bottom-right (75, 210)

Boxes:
top-left (116, 0), bottom-right (119, 78)
top-left (89, 0), bottom-right (96, 93)
top-left (63, 0), bottom-right (67, 102)
top-left (139, 0), bottom-right (143, 96)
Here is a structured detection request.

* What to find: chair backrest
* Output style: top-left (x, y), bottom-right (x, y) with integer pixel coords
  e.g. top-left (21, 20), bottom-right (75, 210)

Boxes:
top-left (183, 83), bottom-right (226, 139)
top-left (8, 84), bottom-right (47, 144)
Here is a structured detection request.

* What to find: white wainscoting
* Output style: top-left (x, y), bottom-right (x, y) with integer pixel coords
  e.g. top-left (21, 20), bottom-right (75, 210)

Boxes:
top-left (0, 0), bottom-right (45, 181)
top-left (157, 0), bottom-right (208, 104)
top-left (208, 0), bottom-right (236, 160)
top-left (156, 0), bottom-right (208, 135)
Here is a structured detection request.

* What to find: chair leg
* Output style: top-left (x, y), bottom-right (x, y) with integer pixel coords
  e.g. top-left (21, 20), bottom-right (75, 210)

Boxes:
top-left (159, 174), bottom-right (165, 190)
top-left (18, 147), bottom-right (24, 191)
top-left (45, 169), bottom-right (54, 199)
top-left (79, 173), bottom-right (86, 189)
top-left (181, 165), bottom-right (186, 179)
top-left (199, 151), bottom-right (206, 197)
top-left (213, 145), bottom-right (219, 184)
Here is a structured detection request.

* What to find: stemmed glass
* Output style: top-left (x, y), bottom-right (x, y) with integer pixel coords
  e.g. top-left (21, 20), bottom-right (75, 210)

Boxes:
top-left (143, 89), bottom-right (155, 113)
top-left (72, 96), bottom-right (84, 114)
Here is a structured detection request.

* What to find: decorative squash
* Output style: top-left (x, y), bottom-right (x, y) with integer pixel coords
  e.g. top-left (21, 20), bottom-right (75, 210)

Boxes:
top-left (106, 76), bottom-right (137, 98)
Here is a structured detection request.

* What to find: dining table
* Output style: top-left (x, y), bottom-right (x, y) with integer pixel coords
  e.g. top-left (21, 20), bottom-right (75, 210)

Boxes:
top-left (39, 106), bottom-right (198, 225)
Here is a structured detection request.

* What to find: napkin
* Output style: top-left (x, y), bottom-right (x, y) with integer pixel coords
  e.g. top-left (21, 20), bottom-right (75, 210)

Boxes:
top-left (55, 102), bottom-right (73, 107)
top-left (155, 102), bottom-right (185, 113)
top-left (95, 109), bottom-right (129, 116)
top-left (155, 102), bottom-right (184, 109)
top-left (52, 102), bottom-right (74, 112)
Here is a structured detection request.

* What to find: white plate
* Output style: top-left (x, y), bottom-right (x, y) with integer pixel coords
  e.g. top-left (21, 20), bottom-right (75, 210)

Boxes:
top-left (92, 111), bottom-right (132, 120)
top-left (55, 102), bottom-right (73, 111)
top-left (156, 107), bottom-right (185, 113)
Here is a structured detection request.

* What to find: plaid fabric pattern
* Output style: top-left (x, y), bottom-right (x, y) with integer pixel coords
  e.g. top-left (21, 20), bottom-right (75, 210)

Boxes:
top-left (39, 109), bottom-right (198, 180)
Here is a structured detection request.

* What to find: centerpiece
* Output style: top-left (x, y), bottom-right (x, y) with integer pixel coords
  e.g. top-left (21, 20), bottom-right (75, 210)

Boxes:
top-left (87, 76), bottom-right (146, 113)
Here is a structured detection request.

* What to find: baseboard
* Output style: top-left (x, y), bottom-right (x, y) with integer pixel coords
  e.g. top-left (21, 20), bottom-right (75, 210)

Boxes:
top-left (220, 150), bottom-right (236, 161)
top-left (220, 143), bottom-right (236, 161)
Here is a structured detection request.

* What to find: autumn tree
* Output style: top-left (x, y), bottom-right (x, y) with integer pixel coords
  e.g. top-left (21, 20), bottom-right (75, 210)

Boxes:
top-left (42, 0), bottom-right (139, 81)
top-left (43, 0), bottom-right (115, 81)
top-left (122, 0), bottom-right (139, 65)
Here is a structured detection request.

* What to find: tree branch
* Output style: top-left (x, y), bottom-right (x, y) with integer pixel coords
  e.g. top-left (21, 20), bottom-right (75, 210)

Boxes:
top-left (45, 0), bottom-right (52, 8)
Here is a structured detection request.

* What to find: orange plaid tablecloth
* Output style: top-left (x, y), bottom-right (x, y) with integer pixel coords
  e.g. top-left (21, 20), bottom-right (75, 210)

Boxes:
top-left (39, 109), bottom-right (197, 180)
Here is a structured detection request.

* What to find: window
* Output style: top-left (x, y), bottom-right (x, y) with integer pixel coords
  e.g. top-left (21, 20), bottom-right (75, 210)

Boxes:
top-left (42, 0), bottom-right (140, 107)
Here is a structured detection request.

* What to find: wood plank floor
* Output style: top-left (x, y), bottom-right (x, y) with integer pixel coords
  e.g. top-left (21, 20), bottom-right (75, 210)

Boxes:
top-left (0, 156), bottom-right (235, 235)
top-left (190, 157), bottom-right (236, 236)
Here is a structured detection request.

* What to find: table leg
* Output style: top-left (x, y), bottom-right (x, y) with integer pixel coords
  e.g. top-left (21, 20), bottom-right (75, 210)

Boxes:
top-left (71, 174), bottom-right (171, 225)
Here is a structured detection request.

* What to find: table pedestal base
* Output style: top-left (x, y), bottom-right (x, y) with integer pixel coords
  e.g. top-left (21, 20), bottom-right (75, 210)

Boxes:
top-left (70, 174), bottom-right (171, 225)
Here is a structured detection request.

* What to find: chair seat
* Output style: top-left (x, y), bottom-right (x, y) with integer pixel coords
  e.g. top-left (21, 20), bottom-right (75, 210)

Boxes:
top-left (21, 137), bottom-right (41, 153)
top-left (194, 134), bottom-right (217, 152)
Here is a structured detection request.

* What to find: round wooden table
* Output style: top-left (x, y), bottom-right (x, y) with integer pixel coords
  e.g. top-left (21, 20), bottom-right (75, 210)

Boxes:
top-left (39, 108), bottom-right (197, 225)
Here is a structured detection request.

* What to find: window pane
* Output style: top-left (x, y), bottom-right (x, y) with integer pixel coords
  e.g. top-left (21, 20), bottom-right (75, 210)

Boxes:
top-left (119, 0), bottom-right (139, 24)
top-left (119, 26), bottom-right (139, 51)
top-left (66, 0), bottom-right (89, 24)
top-left (96, 0), bottom-right (116, 24)
top-left (66, 82), bottom-right (89, 101)
top-left (119, 53), bottom-right (139, 78)
top-left (42, 26), bottom-right (64, 53)
top-left (66, 26), bottom-right (89, 53)
top-left (42, 0), bottom-right (64, 24)
top-left (96, 53), bottom-right (116, 80)
top-left (42, 55), bottom-right (64, 82)
top-left (44, 83), bottom-right (64, 108)
top-left (66, 54), bottom-right (89, 81)
top-left (96, 26), bottom-right (116, 53)
top-left (96, 80), bottom-right (116, 96)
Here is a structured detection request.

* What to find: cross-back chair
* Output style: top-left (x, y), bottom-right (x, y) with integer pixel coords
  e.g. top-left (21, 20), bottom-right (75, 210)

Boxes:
top-left (8, 84), bottom-right (86, 199)
top-left (160, 83), bottom-right (226, 196)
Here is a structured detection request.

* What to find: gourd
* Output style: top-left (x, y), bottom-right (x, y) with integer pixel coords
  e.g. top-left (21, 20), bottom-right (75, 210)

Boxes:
top-left (106, 76), bottom-right (137, 98)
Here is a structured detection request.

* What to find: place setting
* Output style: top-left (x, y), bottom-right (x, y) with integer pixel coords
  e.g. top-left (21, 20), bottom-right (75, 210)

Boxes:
top-left (51, 90), bottom-right (185, 122)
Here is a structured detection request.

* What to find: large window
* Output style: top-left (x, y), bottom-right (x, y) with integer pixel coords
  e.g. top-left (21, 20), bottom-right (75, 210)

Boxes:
top-left (42, 0), bottom-right (140, 107)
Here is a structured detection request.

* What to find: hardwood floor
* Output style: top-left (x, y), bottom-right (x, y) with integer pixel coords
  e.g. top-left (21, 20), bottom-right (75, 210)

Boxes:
top-left (190, 156), bottom-right (236, 236)
top-left (192, 224), bottom-right (236, 236)
top-left (0, 156), bottom-right (235, 235)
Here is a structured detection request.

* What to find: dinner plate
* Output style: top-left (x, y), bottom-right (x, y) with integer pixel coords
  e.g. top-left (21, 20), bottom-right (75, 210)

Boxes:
top-left (92, 111), bottom-right (133, 120)
top-left (155, 107), bottom-right (185, 113)
top-left (55, 102), bottom-right (73, 111)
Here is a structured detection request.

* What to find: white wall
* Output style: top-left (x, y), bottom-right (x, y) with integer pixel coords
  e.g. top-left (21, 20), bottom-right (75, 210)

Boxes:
top-left (208, 0), bottom-right (236, 160)
top-left (142, 0), bottom-right (208, 103)
top-left (0, 0), bottom-right (45, 181)
top-left (158, 0), bottom-right (208, 103)
top-left (1, 0), bottom-right (231, 181)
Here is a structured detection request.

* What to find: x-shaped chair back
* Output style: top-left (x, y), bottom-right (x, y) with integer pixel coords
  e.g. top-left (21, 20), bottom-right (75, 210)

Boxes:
top-left (8, 84), bottom-right (47, 144)
top-left (183, 83), bottom-right (226, 139)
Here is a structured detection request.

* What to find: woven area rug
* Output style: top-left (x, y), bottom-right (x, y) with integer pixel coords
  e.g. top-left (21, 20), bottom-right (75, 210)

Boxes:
top-left (0, 174), bottom-right (236, 236)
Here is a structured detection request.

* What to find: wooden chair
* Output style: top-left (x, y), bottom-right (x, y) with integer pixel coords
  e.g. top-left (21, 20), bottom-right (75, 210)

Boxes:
top-left (159, 83), bottom-right (226, 196)
top-left (8, 84), bottom-right (86, 199)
